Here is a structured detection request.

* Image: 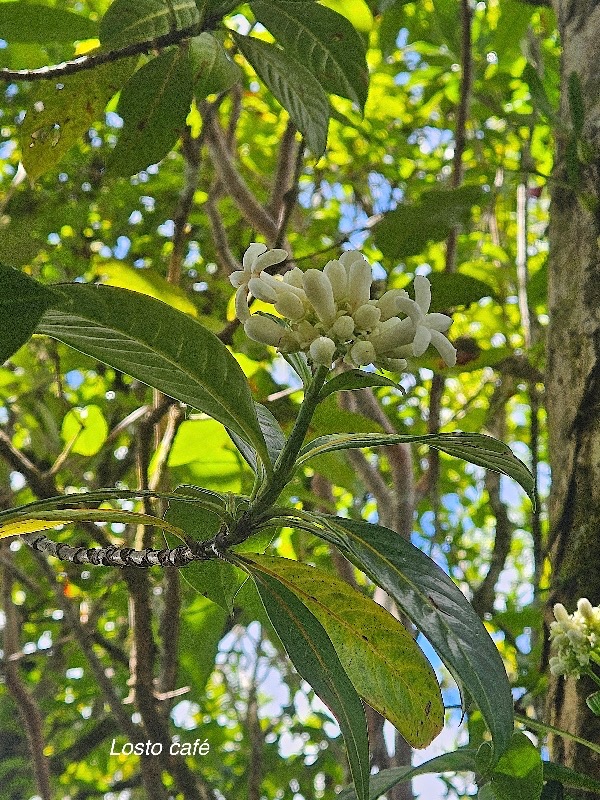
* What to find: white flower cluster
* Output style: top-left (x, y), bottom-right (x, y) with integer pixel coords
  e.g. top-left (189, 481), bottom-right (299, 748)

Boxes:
top-left (549, 599), bottom-right (600, 679)
top-left (231, 243), bottom-right (457, 371)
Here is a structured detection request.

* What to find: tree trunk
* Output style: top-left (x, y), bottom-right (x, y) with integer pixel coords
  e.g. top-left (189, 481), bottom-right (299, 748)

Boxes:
top-left (546, 0), bottom-right (600, 778)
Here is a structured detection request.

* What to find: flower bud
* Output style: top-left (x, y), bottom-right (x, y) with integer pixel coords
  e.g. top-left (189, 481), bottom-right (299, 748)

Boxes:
top-left (330, 315), bottom-right (355, 340)
top-left (339, 250), bottom-right (365, 272)
top-left (283, 267), bottom-right (305, 289)
top-left (353, 303), bottom-right (381, 331)
top-left (347, 257), bottom-right (373, 309)
top-left (350, 340), bottom-right (376, 366)
top-left (577, 598), bottom-right (595, 621)
top-left (553, 603), bottom-right (570, 624)
top-left (243, 315), bottom-right (284, 346)
top-left (309, 336), bottom-right (336, 366)
top-left (303, 269), bottom-right (336, 323)
top-left (324, 259), bottom-right (348, 301)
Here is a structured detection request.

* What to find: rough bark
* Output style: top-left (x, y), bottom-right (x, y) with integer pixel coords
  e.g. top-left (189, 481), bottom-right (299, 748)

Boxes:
top-left (546, 0), bottom-right (600, 776)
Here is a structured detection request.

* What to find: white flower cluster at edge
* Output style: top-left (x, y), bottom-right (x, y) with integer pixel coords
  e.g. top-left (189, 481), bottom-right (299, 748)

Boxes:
top-left (549, 598), bottom-right (600, 679)
top-left (230, 243), bottom-right (457, 371)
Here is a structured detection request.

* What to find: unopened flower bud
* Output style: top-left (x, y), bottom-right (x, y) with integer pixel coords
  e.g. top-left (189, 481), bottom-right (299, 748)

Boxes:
top-left (283, 267), bottom-right (305, 289)
top-left (577, 598), bottom-right (594, 621)
top-left (353, 303), bottom-right (381, 331)
top-left (330, 315), bottom-right (355, 340)
top-left (303, 269), bottom-right (336, 323)
top-left (554, 604), bottom-right (570, 624)
top-left (347, 257), bottom-right (373, 309)
top-left (323, 259), bottom-right (348, 301)
top-left (350, 340), bottom-right (376, 366)
top-left (339, 250), bottom-right (365, 271)
top-left (244, 316), bottom-right (285, 346)
top-left (309, 336), bottom-right (336, 366)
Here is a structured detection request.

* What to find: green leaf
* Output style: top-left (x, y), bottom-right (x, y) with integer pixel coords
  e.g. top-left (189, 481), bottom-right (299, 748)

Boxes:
top-left (99, 0), bottom-right (201, 48)
top-left (543, 761), bottom-right (600, 793)
top-left (189, 33), bottom-right (241, 99)
top-left (20, 58), bottom-right (135, 180)
top-left (337, 748), bottom-right (479, 800)
top-left (297, 431), bottom-right (535, 505)
top-left (35, 284), bottom-right (270, 468)
top-left (243, 554), bottom-right (443, 747)
top-left (242, 558), bottom-right (370, 800)
top-left (373, 185), bottom-right (486, 259)
top-left (586, 690), bottom-right (600, 716)
top-left (426, 273), bottom-right (497, 312)
top-left (233, 33), bottom-right (330, 157)
top-left (0, 3), bottom-right (98, 43)
top-left (0, 265), bottom-right (58, 364)
top-left (251, 0), bottom-right (368, 108)
top-left (490, 732), bottom-right (543, 800)
top-left (319, 369), bottom-right (402, 401)
top-left (228, 402), bottom-right (286, 472)
top-left (95, 260), bottom-right (199, 316)
top-left (180, 595), bottom-right (227, 691)
top-left (313, 516), bottom-right (514, 761)
top-left (61, 405), bottom-right (109, 457)
top-left (522, 64), bottom-right (558, 124)
top-left (109, 47), bottom-right (194, 177)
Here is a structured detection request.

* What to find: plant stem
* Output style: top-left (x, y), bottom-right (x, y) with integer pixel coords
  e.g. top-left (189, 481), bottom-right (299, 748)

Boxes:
top-left (234, 366), bottom-right (329, 535)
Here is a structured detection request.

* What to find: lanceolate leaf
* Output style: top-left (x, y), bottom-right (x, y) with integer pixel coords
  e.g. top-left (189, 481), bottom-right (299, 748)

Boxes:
top-left (243, 554), bottom-right (443, 747)
top-left (0, 509), bottom-right (186, 540)
top-left (251, 0), bottom-right (368, 108)
top-left (189, 32), bottom-right (241, 99)
top-left (20, 58), bottom-right (135, 180)
top-left (542, 762), bottom-right (600, 793)
top-left (297, 431), bottom-right (535, 504)
top-left (35, 284), bottom-right (270, 470)
top-left (490, 732), bottom-right (543, 800)
top-left (233, 33), bottom-right (330, 157)
top-left (242, 560), bottom-right (370, 800)
top-left (109, 47), bottom-right (194, 177)
top-left (99, 0), bottom-right (201, 48)
top-left (314, 516), bottom-right (514, 761)
top-left (0, 2), bottom-right (98, 43)
top-left (0, 265), bottom-right (58, 364)
top-left (337, 748), bottom-right (479, 800)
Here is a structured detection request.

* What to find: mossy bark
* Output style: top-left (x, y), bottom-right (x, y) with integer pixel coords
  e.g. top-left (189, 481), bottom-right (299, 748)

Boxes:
top-left (546, 0), bottom-right (600, 778)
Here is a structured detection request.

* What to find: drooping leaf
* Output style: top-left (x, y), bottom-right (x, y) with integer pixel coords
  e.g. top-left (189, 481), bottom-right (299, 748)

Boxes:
top-left (61, 405), bottom-right (109, 457)
top-left (490, 732), bottom-right (543, 800)
top-left (95, 260), bottom-right (199, 316)
top-left (0, 3), bottom-right (98, 43)
top-left (251, 0), bottom-right (368, 108)
top-left (373, 185), bottom-right (486, 259)
top-left (189, 32), bottom-right (241, 99)
top-left (233, 32), bottom-right (330, 157)
top-left (314, 516), bottom-right (514, 761)
top-left (242, 558), bottom-right (370, 800)
top-left (108, 47), bottom-right (194, 177)
top-left (35, 284), bottom-right (270, 468)
top-left (228, 402), bottom-right (286, 472)
top-left (319, 369), bottom-right (402, 400)
top-left (337, 748), bottom-right (479, 800)
top-left (297, 431), bottom-right (535, 504)
top-left (243, 554), bottom-right (443, 747)
top-left (0, 265), bottom-right (58, 364)
top-left (19, 58), bottom-right (135, 180)
top-left (99, 0), bottom-right (201, 48)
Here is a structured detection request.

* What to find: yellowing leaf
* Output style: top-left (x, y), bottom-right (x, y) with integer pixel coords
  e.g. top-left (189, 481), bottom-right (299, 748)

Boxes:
top-left (95, 260), bottom-right (198, 317)
top-left (0, 519), bottom-right (68, 539)
top-left (61, 405), bottom-right (109, 456)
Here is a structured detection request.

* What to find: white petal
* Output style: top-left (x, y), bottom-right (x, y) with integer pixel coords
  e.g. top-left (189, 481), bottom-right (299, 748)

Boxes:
top-left (429, 330), bottom-right (457, 366)
top-left (275, 291), bottom-right (305, 320)
top-left (413, 275), bottom-right (432, 312)
top-left (248, 276), bottom-right (278, 303)
top-left (412, 324), bottom-right (431, 357)
top-left (376, 289), bottom-right (409, 321)
top-left (347, 258), bottom-right (372, 309)
top-left (244, 315), bottom-right (284, 346)
top-left (350, 340), bottom-right (376, 366)
top-left (230, 270), bottom-right (249, 288)
top-left (235, 287), bottom-right (250, 322)
top-left (339, 250), bottom-right (365, 271)
top-left (283, 267), bottom-right (305, 288)
top-left (323, 259), bottom-right (348, 301)
top-left (395, 296), bottom-right (422, 326)
top-left (330, 315), bottom-right (355, 340)
top-left (243, 242), bottom-right (267, 270)
top-left (353, 303), bottom-right (381, 330)
top-left (424, 312), bottom-right (452, 332)
top-left (254, 248), bottom-right (288, 273)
